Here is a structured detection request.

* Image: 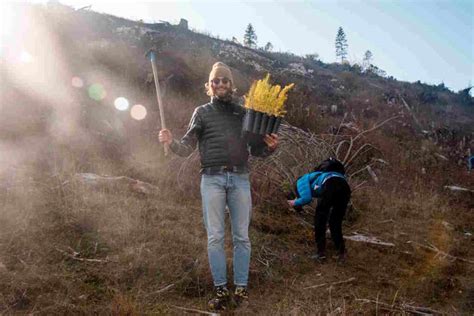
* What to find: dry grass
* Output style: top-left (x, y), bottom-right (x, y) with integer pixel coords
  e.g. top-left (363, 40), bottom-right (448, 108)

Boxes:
top-left (3, 147), bottom-right (471, 315)
top-left (0, 3), bottom-right (473, 315)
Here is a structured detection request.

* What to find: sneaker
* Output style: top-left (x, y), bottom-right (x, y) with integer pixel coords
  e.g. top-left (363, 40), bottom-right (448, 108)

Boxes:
top-left (234, 286), bottom-right (249, 308)
top-left (208, 285), bottom-right (230, 311)
top-left (310, 252), bottom-right (327, 263)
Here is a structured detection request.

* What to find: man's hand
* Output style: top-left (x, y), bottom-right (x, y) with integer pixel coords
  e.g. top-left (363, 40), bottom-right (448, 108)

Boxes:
top-left (287, 199), bottom-right (295, 207)
top-left (264, 133), bottom-right (279, 151)
top-left (159, 129), bottom-right (173, 145)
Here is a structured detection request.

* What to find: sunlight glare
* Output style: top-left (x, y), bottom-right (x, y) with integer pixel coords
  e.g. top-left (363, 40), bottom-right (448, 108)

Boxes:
top-left (88, 83), bottom-right (106, 101)
top-left (130, 104), bottom-right (147, 120)
top-left (71, 76), bottom-right (84, 88)
top-left (19, 50), bottom-right (33, 63)
top-left (114, 97), bottom-right (129, 111)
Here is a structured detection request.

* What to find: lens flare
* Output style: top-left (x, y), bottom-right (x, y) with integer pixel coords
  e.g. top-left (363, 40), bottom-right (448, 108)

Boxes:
top-left (19, 50), bottom-right (33, 63)
top-left (130, 104), bottom-right (147, 120)
top-left (71, 76), bottom-right (84, 88)
top-left (114, 97), bottom-right (129, 111)
top-left (88, 83), bottom-right (106, 101)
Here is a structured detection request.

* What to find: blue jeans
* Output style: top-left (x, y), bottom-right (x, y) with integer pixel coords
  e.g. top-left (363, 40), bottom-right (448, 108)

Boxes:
top-left (200, 172), bottom-right (252, 287)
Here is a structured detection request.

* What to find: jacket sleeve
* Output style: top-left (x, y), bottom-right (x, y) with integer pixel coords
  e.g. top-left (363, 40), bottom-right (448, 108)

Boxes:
top-left (169, 108), bottom-right (202, 157)
top-left (294, 174), bottom-right (313, 207)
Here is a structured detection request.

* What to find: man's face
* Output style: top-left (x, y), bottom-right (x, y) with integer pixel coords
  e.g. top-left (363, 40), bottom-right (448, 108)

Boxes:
top-left (210, 77), bottom-right (232, 98)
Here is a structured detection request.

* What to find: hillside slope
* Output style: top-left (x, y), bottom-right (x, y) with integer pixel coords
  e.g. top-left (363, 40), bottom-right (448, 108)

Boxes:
top-left (0, 4), bottom-right (473, 314)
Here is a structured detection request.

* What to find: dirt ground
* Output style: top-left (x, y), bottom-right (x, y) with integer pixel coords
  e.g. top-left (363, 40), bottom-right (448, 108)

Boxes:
top-left (0, 161), bottom-right (472, 315)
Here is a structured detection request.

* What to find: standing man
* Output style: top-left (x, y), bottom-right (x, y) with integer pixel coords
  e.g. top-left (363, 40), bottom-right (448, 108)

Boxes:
top-left (159, 62), bottom-right (278, 311)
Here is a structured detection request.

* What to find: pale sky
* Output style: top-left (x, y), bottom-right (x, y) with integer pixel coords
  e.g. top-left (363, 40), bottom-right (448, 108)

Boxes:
top-left (10, 0), bottom-right (474, 92)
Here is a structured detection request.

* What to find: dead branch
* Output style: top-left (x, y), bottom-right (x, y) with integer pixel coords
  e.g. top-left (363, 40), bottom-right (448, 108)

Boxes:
top-left (249, 123), bottom-right (334, 203)
top-left (378, 219), bottom-right (395, 224)
top-left (256, 258), bottom-right (270, 267)
top-left (341, 115), bottom-right (399, 165)
top-left (335, 139), bottom-right (350, 158)
top-left (73, 173), bottom-right (159, 195)
top-left (352, 115), bottom-right (400, 143)
top-left (435, 153), bottom-right (449, 161)
top-left (349, 157), bottom-right (387, 179)
top-left (331, 112), bottom-right (348, 145)
top-left (144, 284), bottom-right (175, 297)
top-left (344, 143), bottom-right (380, 169)
top-left (409, 241), bottom-right (474, 264)
top-left (344, 234), bottom-right (395, 247)
top-left (444, 185), bottom-right (474, 193)
top-left (55, 247), bottom-right (110, 263)
top-left (351, 180), bottom-right (368, 192)
top-left (170, 305), bottom-right (219, 315)
top-left (303, 277), bottom-right (356, 290)
top-left (366, 165), bottom-right (379, 183)
top-left (349, 165), bottom-right (372, 179)
top-left (341, 137), bottom-right (354, 165)
top-left (356, 298), bottom-right (445, 315)
top-left (170, 120), bottom-right (391, 206)
top-left (398, 94), bottom-right (424, 131)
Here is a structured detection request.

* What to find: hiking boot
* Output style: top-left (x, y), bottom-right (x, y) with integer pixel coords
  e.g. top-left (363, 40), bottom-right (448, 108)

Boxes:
top-left (337, 250), bottom-right (347, 265)
top-left (234, 286), bottom-right (249, 308)
top-left (310, 252), bottom-right (327, 263)
top-left (208, 285), bottom-right (230, 311)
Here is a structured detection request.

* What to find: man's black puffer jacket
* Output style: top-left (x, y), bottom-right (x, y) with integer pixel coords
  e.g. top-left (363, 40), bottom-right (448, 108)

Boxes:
top-left (169, 97), bottom-right (270, 169)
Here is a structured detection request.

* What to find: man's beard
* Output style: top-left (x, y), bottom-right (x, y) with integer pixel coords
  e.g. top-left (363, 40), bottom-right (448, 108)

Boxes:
top-left (213, 87), bottom-right (233, 102)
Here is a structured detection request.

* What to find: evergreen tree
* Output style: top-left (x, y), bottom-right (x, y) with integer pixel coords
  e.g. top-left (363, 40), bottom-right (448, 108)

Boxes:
top-left (305, 53), bottom-right (319, 62)
top-left (243, 24), bottom-right (257, 48)
top-left (335, 27), bottom-right (348, 63)
top-left (264, 42), bottom-right (273, 51)
top-left (366, 64), bottom-right (387, 77)
top-left (363, 50), bottom-right (373, 69)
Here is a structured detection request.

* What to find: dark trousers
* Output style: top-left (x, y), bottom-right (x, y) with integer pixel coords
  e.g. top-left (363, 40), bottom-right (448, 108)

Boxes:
top-left (314, 177), bottom-right (351, 255)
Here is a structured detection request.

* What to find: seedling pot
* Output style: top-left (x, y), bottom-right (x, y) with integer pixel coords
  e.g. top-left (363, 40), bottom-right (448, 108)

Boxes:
top-left (265, 115), bottom-right (276, 135)
top-left (259, 114), bottom-right (269, 135)
top-left (242, 109), bottom-right (255, 133)
top-left (252, 111), bottom-right (263, 134)
top-left (243, 109), bottom-right (283, 136)
top-left (272, 116), bottom-right (282, 134)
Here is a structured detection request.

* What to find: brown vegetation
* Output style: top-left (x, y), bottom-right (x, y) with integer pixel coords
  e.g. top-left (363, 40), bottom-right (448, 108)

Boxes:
top-left (0, 3), bottom-right (473, 315)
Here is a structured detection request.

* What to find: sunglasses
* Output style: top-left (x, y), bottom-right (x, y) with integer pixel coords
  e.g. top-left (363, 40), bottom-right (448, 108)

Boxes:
top-left (211, 78), bottom-right (231, 85)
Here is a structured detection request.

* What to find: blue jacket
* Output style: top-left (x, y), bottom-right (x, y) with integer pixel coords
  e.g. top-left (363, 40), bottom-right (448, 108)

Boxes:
top-left (293, 171), bottom-right (346, 207)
